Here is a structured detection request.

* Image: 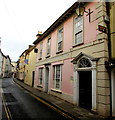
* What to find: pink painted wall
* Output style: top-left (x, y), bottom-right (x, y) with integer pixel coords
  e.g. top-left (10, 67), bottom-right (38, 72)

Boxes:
top-left (61, 59), bottom-right (74, 94)
top-left (84, 2), bottom-right (98, 44)
top-left (49, 60), bottom-right (74, 95)
top-left (34, 66), bottom-right (44, 87)
top-left (63, 17), bottom-right (73, 52)
top-left (35, 2), bottom-right (98, 60)
top-left (51, 30), bottom-right (57, 57)
top-left (35, 2), bottom-right (98, 95)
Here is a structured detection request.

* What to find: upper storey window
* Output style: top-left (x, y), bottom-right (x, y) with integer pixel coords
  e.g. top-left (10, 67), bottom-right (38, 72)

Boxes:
top-left (39, 42), bottom-right (43, 59)
top-left (46, 37), bottom-right (51, 56)
top-left (57, 27), bottom-right (63, 52)
top-left (74, 16), bottom-right (83, 45)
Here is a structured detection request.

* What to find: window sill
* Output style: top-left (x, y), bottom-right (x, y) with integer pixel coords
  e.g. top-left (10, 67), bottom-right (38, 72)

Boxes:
top-left (37, 85), bottom-right (43, 88)
top-left (56, 50), bottom-right (63, 54)
top-left (46, 55), bottom-right (50, 58)
top-left (51, 89), bottom-right (62, 94)
top-left (72, 43), bottom-right (84, 48)
top-left (38, 58), bottom-right (42, 60)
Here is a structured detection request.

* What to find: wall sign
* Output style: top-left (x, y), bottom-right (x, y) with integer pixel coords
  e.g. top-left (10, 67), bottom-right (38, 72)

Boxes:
top-left (98, 25), bottom-right (107, 33)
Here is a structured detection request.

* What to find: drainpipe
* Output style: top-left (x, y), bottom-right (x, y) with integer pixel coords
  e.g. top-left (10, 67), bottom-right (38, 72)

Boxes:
top-left (105, 2), bottom-right (112, 118)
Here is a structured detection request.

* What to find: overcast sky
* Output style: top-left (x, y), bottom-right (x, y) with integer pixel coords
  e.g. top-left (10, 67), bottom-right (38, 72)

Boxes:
top-left (0, 0), bottom-right (77, 62)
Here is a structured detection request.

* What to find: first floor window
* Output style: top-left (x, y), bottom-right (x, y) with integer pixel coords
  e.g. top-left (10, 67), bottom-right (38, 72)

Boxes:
top-left (39, 68), bottom-right (43, 85)
top-left (39, 42), bottom-right (43, 59)
top-left (74, 16), bottom-right (83, 45)
top-left (47, 37), bottom-right (51, 56)
top-left (57, 28), bottom-right (63, 52)
top-left (53, 65), bottom-right (62, 90)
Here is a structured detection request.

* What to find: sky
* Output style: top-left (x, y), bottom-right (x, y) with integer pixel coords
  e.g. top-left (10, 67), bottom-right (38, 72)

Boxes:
top-left (0, 0), bottom-right (77, 62)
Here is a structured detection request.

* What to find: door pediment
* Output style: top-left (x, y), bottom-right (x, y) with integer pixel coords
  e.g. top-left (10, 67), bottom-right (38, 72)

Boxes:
top-left (71, 52), bottom-right (98, 64)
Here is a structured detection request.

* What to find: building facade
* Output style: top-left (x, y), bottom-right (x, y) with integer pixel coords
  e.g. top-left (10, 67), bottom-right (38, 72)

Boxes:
top-left (33, 1), bottom-right (111, 117)
top-left (24, 45), bottom-right (36, 87)
top-left (4, 56), bottom-right (12, 78)
top-left (17, 51), bottom-right (26, 81)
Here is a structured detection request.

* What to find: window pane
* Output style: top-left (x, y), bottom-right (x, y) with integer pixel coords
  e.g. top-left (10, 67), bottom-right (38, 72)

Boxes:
top-left (53, 65), bottom-right (61, 90)
top-left (39, 42), bottom-right (43, 58)
top-left (56, 79), bottom-right (60, 89)
top-left (74, 16), bottom-right (83, 45)
top-left (75, 31), bottom-right (82, 44)
top-left (58, 41), bottom-right (62, 51)
top-left (58, 28), bottom-right (63, 42)
top-left (47, 38), bottom-right (50, 55)
top-left (58, 28), bottom-right (63, 51)
top-left (39, 68), bottom-right (43, 85)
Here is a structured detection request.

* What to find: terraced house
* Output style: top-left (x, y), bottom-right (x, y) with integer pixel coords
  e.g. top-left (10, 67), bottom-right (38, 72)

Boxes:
top-left (32, 1), bottom-right (113, 117)
top-left (17, 45), bottom-right (36, 86)
top-left (24, 45), bottom-right (36, 87)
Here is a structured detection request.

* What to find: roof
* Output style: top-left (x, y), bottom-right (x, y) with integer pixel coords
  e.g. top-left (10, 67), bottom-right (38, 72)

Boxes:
top-left (33, 2), bottom-right (80, 44)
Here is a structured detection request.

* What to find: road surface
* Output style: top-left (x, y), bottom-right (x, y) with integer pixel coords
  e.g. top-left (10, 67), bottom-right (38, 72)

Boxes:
top-left (1, 78), bottom-right (71, 120)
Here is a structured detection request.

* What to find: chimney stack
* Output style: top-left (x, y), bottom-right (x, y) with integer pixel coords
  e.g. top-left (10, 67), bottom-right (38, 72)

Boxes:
top-left (36, 31), bottom-right (42, 39)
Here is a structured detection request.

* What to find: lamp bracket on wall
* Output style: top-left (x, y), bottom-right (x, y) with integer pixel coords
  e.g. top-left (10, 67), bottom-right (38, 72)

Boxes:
top-left (85, 8), bottom-right (93, 22)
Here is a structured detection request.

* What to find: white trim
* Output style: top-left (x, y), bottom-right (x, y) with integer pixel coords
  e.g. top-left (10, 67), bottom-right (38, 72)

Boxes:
top-left (44, 65), bottom-right (50, 92)
top-left (73, 57), bottom-right (96, 111)
top-left (74, 15), bottom-right (84, 46)
top-left (53, 65), bottom-right (62, 90)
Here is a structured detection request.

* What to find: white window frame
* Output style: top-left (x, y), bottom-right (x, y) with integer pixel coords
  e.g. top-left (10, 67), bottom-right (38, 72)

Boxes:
top-left (39, 68), bottom-right (43, 85)
top-left (53, 65), bottom-right (62, 90)
top-left (39, 42), bottom-right (43, 59)
top-left (57, 27), bottom-right (63, 52)
top-left (74, 16), bottom-right (83, 45)
top-left (46, 37), bottom-right (51, 56)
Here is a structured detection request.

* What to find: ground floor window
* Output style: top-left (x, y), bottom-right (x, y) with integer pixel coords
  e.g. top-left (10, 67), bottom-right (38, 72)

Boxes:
top-left (53, 65), bottom-right (62, 90)
top-left (39, 68), bottom-right (43, 85)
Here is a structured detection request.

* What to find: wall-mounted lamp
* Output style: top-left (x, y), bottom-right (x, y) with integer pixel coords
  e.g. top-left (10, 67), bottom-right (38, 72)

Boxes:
top-left (76, 3), bottom-right (93, 22)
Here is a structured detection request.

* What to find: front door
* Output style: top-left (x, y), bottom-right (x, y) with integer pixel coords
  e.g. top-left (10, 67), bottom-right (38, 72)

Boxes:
top-left (79, 71), bottom-right (92, 110)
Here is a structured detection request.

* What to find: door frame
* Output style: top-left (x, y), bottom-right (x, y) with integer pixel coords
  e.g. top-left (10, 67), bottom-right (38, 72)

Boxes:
top-left (73, 56), bottom-right (97, 111)
top-left (44, 64), bottom-right (51, 93)
top-left (78, 70), bottom-right (92, 110)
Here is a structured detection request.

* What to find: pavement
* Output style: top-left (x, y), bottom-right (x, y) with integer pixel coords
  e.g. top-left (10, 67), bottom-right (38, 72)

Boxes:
top-left (13, 78), bottom-right (107, 120)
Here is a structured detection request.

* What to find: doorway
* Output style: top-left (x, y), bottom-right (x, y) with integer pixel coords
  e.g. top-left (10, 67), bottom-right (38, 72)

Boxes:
top-left (78, 71), bottom-right (92, 110)
top-left (45, 67), bottom-right (49, 93)
top-left (32, 71), bottom-right (35, 87)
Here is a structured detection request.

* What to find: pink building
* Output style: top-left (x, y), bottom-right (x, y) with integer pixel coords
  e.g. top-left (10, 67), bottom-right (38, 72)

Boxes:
top-left (33, 1), bottom-right (110, 117)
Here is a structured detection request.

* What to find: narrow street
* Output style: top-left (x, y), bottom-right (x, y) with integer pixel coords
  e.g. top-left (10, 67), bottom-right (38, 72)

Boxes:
top-left (1, 78), bottom-right (70, 120)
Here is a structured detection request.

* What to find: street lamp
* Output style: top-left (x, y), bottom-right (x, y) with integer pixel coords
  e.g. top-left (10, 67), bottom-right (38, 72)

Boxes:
top-left (76, 2), bottom-right (93, 22)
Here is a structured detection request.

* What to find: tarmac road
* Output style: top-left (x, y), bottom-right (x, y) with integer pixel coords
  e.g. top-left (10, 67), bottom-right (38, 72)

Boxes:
top-left (1, 78), bottom-right (70, 120)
